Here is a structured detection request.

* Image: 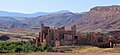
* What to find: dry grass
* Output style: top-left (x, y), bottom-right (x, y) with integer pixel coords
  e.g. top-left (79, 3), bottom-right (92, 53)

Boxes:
top-left (0, 31), bottom-right (35, 42)
top-left (1, 52), bottom-right (120, 55)
top-left (0, 46), bottom-right (120, 55)
top-left (65, 46), bottom-right (116, 53)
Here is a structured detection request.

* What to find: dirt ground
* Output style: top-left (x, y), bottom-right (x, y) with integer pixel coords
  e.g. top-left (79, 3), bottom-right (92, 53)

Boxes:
top-left (0, 52), bottom-right (120, 55)
top-left (1, 45), bottom-right (120, 55)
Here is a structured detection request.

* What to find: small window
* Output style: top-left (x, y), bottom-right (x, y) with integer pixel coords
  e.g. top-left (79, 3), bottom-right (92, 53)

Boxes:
top-left (98, 37), bottom-right (103, 42)
top-left (38, 39), bottom-right (40, 42)
top-left (74, 36), bottom-right (78, 40)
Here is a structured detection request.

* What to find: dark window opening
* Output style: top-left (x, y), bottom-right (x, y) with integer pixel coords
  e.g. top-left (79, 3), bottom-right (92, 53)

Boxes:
top-left (74, 36), bottom-right (78, 40)
top-left (98, 37), bottom-right (103, 42)
top-left (61, 34), bottom-right (64, 39)
top-left (38, 39), bottom-right (40, 42)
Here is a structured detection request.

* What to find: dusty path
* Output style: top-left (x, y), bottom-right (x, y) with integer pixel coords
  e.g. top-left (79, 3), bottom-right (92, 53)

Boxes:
top-left (0, 52), bottom-right (120, 55)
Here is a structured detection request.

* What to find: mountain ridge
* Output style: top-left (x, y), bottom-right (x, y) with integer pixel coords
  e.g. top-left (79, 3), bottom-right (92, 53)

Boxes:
top-left (0, 10), bottom-right (71, 17)
top-left (0, 6), bottom-right (120, 31)
top-left (72, 5), bottom-right (120, 31)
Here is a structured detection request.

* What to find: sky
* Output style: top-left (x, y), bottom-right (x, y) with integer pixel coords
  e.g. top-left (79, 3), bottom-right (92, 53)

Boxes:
top-left (0, 0), bottom-right (120, 13)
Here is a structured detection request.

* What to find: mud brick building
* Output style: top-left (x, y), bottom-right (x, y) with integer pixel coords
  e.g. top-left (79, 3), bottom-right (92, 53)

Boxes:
top-left (32, 24), bottom-right (120, 48)
top-left (32, 24), bottom-right (77, 47)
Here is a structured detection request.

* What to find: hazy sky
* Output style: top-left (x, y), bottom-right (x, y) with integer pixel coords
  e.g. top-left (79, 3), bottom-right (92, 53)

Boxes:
top-left (0, 0), bottom-right (120, 13)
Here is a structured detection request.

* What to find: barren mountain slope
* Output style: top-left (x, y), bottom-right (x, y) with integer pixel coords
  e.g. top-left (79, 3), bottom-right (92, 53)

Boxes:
top-left (72, 6), bottom-right (120, 31)
top-left (27, 13), bottom-right (86, 27)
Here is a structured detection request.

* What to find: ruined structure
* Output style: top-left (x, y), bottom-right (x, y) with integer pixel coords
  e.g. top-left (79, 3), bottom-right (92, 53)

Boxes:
top-left (32, 24), bottom-right (120, 48)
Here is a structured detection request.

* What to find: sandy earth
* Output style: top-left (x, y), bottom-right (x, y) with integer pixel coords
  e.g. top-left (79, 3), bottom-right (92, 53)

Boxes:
top-left (0, 52), bottom-right (120, 55)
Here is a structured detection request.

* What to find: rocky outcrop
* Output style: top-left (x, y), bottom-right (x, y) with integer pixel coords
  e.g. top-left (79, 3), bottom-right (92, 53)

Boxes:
top-left (0, 35), bottom-right (10, 41)
top-left (90, 5), bottom-right (120, 12)
top-left (72, 5), bottom-right (120, 31)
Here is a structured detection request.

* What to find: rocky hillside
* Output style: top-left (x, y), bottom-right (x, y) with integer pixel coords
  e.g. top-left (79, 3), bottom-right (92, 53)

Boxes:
top-left (0, 12), bottom-right (85, 29)
top-left (0, 6), bottom-right (120, 31)
top-left (0, 17), bottom-right (29, 29)
top-left (73, 5), bottom-right (120, 31)
top-left (26, 12), bottom-right (86, 27)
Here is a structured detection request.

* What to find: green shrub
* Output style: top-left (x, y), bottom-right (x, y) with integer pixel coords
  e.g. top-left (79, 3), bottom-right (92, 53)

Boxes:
top-left (0, 41), bottom-right (53, 53)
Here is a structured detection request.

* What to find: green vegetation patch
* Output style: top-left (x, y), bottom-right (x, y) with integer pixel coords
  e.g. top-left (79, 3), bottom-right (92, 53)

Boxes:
top-left (0, 41), bottom-right (52, 53)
